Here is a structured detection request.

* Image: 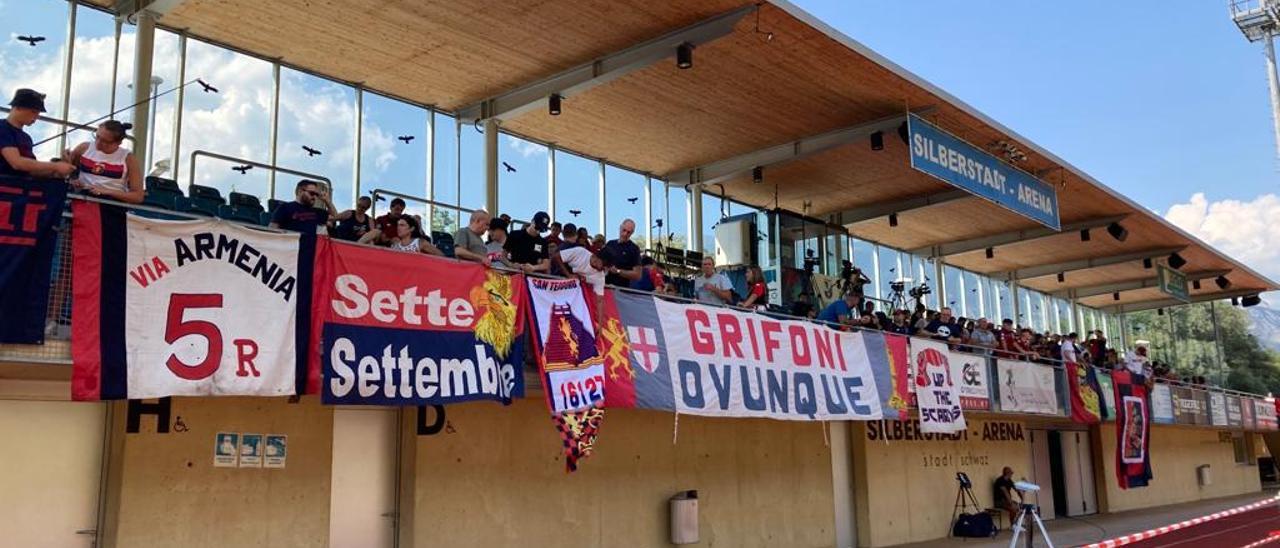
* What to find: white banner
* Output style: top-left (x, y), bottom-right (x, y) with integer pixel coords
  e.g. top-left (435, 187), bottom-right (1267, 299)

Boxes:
top-left (996, 359), bottom-right (1059, 415)
top-left (526, 277), bottom-right (604, 414)
top-left (652, 298), bottom-right (884, 421)
top-left (124, 216), bottom-right (303, 398)
top-left (948, 351), bottom-right (991, 410)
top-left (1210, 392), bottom-right (1229, 427)
top-left (911, 339), bottom-right (966, 433)
top-left (1151, 384), bottom-right (1175, 424)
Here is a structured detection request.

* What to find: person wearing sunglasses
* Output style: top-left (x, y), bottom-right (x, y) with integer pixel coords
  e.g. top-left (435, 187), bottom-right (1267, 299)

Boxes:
top-left (270, 179), bottom-right (336, 234)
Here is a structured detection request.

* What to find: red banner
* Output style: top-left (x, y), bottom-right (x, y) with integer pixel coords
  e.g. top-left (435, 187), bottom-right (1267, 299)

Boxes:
top-left (882, 333), bottom-right (912, 421)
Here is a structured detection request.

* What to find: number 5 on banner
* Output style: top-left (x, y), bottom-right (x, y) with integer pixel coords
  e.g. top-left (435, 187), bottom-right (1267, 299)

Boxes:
top-left (165, 293), bottom-right (261, 380)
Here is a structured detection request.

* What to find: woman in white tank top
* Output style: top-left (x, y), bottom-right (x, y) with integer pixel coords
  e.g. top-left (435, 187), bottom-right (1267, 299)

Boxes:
top-left (387, 215), bottom-right (443, 256)
top-left (64, 120), bottom-right (143, 203)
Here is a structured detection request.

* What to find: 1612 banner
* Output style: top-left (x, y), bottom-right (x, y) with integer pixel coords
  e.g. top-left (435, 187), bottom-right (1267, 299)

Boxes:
top-left (71, 203), bottom-right (314, 400)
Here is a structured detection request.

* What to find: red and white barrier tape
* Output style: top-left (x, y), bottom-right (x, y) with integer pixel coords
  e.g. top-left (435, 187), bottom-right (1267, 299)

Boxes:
top-left (1240, 533), bottom-right (1280, 548)
top-left (1082, 493), bottom-right (1280, 548)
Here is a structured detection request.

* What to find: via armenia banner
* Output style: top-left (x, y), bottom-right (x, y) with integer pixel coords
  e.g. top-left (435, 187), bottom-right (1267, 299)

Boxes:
top-left (72, 202), bottom-right (313, 400)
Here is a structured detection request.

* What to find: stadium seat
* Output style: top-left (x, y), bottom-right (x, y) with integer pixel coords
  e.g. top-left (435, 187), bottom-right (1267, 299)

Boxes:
top-left (219, 192), bottom-right (266, 224)
top-left (267, 199), bottom-right (286, 214)
top-left (143, 176), bottom-right (184, 211)
top-left (431, 230), bottom-right (456, 258)
top-left (183, 184), bottom-right (225, 217)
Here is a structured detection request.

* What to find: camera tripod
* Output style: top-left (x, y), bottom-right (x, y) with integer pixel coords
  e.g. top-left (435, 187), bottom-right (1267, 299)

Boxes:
top-left (1008, 502), bottom-right (1053, 548)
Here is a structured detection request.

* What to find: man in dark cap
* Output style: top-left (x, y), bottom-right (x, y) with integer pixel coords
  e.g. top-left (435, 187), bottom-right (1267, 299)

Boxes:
top-left (2, 89), bottom-right (75, 177)
top-left (504, 210), bottom-right (550, 273)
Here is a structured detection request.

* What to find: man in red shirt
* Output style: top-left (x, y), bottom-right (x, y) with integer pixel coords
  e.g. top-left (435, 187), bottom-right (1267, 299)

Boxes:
top-left (996, 319), bottom-right (1033, 359)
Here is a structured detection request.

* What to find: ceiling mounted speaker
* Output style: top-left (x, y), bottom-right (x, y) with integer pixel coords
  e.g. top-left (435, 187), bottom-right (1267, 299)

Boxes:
top-left (1216, 276), bottom-right (1231, 290)
top-left (1167, 252), bottom-right (1186, 270)
top-left (1242, 295), bottom-right (1262, 308)
top-left (870, 131), bottom-right (884, 151)
top-left (1106, 222), bottom-right (1128, 242)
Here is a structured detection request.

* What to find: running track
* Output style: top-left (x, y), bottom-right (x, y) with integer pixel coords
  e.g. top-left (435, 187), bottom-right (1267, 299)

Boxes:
top-left (1123, 504), bottom-right (1280, 548)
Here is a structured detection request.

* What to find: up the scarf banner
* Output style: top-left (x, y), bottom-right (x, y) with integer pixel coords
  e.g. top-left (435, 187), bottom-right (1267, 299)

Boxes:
top-left (526, 277), bottom-right (606, 472)
top-left (0, 176), bottom-right (67, 343)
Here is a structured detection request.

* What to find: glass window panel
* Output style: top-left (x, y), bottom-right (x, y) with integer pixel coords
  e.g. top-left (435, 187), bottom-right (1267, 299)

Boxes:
top-left (274, 68), bottom-right (355, 205)
top-left (432, 112), bottom-right (459, 233)
top-left (963, 270), bottom-right (984, 319)
top-left (997, 281), bottom-right (1013, 324)
top-left (180, 39), bottom-right (273, 199)
top-left (67, 5), bottom-right (114, 129)
top-left (459, 120), bottom-right (486, 211)
top-left (359, 92), bottom-right (428, 218)
top-left (146, 30), bottom-right (180, 176)
top-left (498, 133), bottom-right (548, 222)
top-left (943, 265), bottom-right (963, 315)
top-left (605, 165), bottom-right (647, 249)
top-left (666, 185), bottom-right (689, 250)
top-left (852, 238), bottom-right (876, 296)
top-left (648, 178), bottom-right (665, 250)
top-left (3, 0), bottom-right (70, 159)
top-left (701, 191), bottom-right (721, 256)
top-left (553, 150), bottom-right (601, 236)
top-left (877, 245), bottom-right (899, 304)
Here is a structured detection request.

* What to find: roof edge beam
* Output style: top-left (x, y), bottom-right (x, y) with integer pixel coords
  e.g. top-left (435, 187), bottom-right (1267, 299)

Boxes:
top-left (1004, 246), bottom-right (1186, 281)
top-left (457, 5), bottom-right (753, 123)
top-left (914, 215), bottom-right (1126, 258)
top-left (1103, 288), bottom-right (1264, 314)
top-left (1050, 269), bottom-right (1232, 299)
top-left (665, 108), bottom-right (934, 187)
top-left (837, 189), bottom-right (972, 224)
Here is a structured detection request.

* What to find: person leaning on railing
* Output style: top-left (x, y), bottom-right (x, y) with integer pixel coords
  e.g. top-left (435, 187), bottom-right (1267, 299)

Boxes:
top-left (385, 214), bottom-right (443, 256)
top-left (1, 88), bottom-right (75, 179)
top-left (331, 196), bottom-right (375, 242)
top-left (63, 120), bottom-right (144, 204)
top-left (505, 211), bottom-right (551, 274)
top-left (452, 209), bottom-right (492, 266)
top-left (968, 318), bottom-right (998, 355)
top-left (270, 179), bottom-right (337, 235)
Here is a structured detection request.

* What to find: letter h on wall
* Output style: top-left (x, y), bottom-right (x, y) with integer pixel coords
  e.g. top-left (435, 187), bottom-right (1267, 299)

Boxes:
top-left (127, 398), bottom-right (173, 433)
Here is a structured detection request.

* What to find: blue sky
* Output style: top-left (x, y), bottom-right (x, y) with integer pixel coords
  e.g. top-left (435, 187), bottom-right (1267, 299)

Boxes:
top-left (793, 0), bottom-right (1276, 212)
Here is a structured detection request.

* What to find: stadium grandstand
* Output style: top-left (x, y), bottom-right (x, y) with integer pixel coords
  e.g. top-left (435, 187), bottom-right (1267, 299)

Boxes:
top-left (1, 1), bottom-right (1278, 547)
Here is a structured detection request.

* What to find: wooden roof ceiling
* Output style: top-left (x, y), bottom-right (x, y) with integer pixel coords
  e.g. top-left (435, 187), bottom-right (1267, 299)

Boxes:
top-left (112, 0), bottom-right (1275, 310)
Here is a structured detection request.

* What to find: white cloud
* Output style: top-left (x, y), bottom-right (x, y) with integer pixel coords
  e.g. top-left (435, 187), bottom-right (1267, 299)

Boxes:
top-left (506, 136), bottom-right (546, 159)
top-left (1164, 192), bottom-right (1280, 295)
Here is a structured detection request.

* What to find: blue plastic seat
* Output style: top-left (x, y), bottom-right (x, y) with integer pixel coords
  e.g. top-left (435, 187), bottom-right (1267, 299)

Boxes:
top-left (431, 231), bottom-right (455, 258)
top-left (182, 184), bottom-right (225, 217)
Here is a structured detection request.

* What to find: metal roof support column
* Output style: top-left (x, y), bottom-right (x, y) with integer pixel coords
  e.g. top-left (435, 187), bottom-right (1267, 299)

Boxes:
top-left (1009, 276), bottom-right (1022, 328)
top-left (690, 185), bottom-right (703, 257)
top-left (643, 176), bottom-right (653, 250)
top-left (484, 118), bottom-right (499, 215)
top-left (57, 3), bottom-right (77, 155)
top-left (265, 59), bottom-right (278, 197)
top-left (1069, 298), bottom-right (1080, 335)
top-left (932, 254), bottom-right (945, 310)
top-left (130, 10), bottom-right (156, 171)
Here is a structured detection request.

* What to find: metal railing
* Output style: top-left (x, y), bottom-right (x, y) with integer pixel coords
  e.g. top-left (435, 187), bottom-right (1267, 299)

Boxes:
top-left (3, 192), bottom-right (1274, 429)
top-left (189, 150), bottom-right (333, 197)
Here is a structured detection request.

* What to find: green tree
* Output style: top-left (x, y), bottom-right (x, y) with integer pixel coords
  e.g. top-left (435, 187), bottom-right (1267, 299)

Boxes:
top-left (1127, 302), bottom-right (1280, 395)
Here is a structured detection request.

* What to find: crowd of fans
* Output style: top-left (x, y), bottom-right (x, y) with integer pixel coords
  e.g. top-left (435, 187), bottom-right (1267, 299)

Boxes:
top-left (0, 89), bottom-right (1210, 388)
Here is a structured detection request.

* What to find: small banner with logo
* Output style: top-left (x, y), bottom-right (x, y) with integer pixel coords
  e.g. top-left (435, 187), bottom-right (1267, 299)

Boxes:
top-left (1113, 370), bottom-right (1153, 489)
top-left (0, 176), bottom-right (67, 343)
top-left (1068, 362), bottom-right (1106, 424)
top-left (526, 277), bottom-right (605, 472)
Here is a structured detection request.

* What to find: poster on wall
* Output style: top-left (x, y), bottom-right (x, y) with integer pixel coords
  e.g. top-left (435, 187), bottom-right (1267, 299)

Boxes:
top-left (1226, 396), bottom-right (1244, 428)
top-left (996, 359), bottom-right (1059, 415)
top-left (948, 351), bottom-right (991, 410)
top-left (1097, 370), bottom-right (1116, 421)
top-left (72, 202), bottom-right (314, 401)
top-left (264, 434), bottom-right (287, 468)
top-left (1172, 386), bottom-right (1208, 426)
top-left (310, 239), bottom-right (526, 406)
top-left (1254, 399), bottom-right (1277, 430)
top-left (527, 277), bottom-right (606, 472)
top-left (602, 289), bottom-right (886, 421)
top-left (1209, 392), bottom-right (1229, 427)
top-left (911, 339), bottom-right (966, 433)
top-left (239, 433), bottom-right (263, 468)
top-left (1151, 383), bottom-right (1175, 424)
top-left (1112, 370), bottom-right (1153, 489)
top-left (214, 432), bottom-right (239, 468)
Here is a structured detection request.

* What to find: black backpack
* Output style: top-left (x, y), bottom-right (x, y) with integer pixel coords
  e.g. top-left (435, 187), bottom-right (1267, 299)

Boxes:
top-left (952, 512), bottom-right (997, 538)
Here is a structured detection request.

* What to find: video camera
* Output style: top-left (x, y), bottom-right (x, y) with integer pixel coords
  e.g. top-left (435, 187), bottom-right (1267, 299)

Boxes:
top-left (840, 260), bottom-right (869, 290)
top-left (909, 283), bottom-right (932, 299)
